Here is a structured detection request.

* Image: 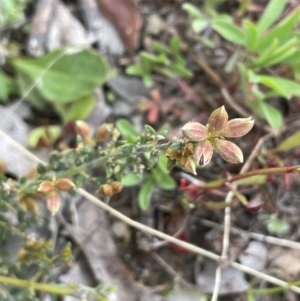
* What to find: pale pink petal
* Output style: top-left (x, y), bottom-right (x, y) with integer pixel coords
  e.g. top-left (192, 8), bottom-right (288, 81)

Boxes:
top-left (222, 117), bottom-right (254, 138)
top-left (193, 140), bottom-right (213, 166)
top-left (214, 139), bottom-right (243, 164)
top-left (182, 122), bottom-right (208, 141)
top-left (208, 106), bottom-right (228, 136)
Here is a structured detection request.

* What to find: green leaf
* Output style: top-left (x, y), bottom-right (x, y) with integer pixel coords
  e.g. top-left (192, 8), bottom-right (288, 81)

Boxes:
top-left (257, 100), bottom-right (283, 129)
top-left (157, 154), bottom-right (169, 174)
top-left (272, 131), bottom-right (300, 152)
top-left (257, 75), bottom-right (300, 99)
top-left (143, 74), bottom-right (154, 88)
top-left (254, 38), bottom-right (297, 68)
top-left (121, 173), bottom-right (143, 186)
top-left (256, 0), bottom-right (286, 34)
top-left (247, 85), bottom-right (283, 128)
top-left (256, 7), bottom-right (300, 50)
top-left (170, 36), bottom-right (181, 53)
top-left (2, 0), bottom-right (30, 26)
top-left (170, 63), bottom-right (193, 78)
top-left (266, 217), bottom-right (290, 235)
top-left (212, 21), bottom-right (245, 45)
top-left (224, 51), bottom-right (239, 73)
top-left (243, 19), bottom-right (257, 51)
top-left (138, 179), bottom-right (155, 210)
top-left (28, 125), bottom-right (62, 148)
top-left (252, 39), bottom-right (278, 68)
top-left (192, 19), bottom-right (208, 33)
top-left (0, 71), bottom-right (18, 103)
top-left (13, 48), bottom-right (109, 103)
top-left (152, 42), bottom-right (172, 54)
top-left (55, 93), bottom-right (95, 123)
top-left (140, 52), bottom-right (167, 64)
top-left (281, 50), bottom-right (300, 65)
top-left (235, 175), bottom-right (267, 186)
top-left (151, 167), bottom-right (176, 190)
top-left (116, 119), bottom-right (139, 143)
top-left (126, 65), bottom-right (145, 76)
top-left (16, 69), bottom-right (47, 109)
top-left (182, 3), bottom-right (204, 19)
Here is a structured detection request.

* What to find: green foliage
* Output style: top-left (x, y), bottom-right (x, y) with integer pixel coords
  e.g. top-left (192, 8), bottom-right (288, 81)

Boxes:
top-left (117, 122), bottom-right (176, 210)
top-left (0, 0), bottom-right (32, 27)
top-left (12, 48), bottom-right (110, 120)
top-left (0, 71), bottom-right (18, 103)
top-left (126, 36), bottom-right (192, 87)
top-left (183, 0), bottom-right (300, 128)
top-left (271, 131), bottom-right (300, 153)
top-left (54, 93), bottom-right (95, 123)
top-left (261, 215), bottom-right (291, 235)
top-left (138, 178), bottom-right (155, 210)
top-left (116, 119), bottom-right (139, 143)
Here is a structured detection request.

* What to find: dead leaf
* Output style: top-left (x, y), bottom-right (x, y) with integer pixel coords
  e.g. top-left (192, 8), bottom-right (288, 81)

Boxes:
top-left (270, 248), bottom-right (300, 279)
top-left (97, 0), bottom-right (141, 53)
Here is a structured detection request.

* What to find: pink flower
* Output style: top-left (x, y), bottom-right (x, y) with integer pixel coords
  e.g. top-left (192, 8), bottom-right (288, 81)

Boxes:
top-left (181, 106), bottom-right (254, 168)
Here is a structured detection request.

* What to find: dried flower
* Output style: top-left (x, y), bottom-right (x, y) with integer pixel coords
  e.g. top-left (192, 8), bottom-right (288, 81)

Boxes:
top-left (38, 181), bottom-right (54, 194)
top-left (166, 142), bottom-right (197, 174)
top-left (98, 184), bottom-right (114, 197)
top-left (76, 120), bottom-right (91, 141)
top-left (55, 178), bottom-right (75, 192)
top-left (111, 181), bottom-right (123, 194)
top-left (46, 191), bottom-right (62, 215)
top-left (95, 123), bottom-right (112, 141)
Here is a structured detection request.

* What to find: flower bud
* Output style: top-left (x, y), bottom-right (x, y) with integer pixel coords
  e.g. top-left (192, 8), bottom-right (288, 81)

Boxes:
top-left (38, 180), bottom-right (54, 194)
top-left (214, 139), bottom-right (243, 164)
top-left (95, 124), bottom-right (111, 141)
top-left (98, 184), bottom-right (113, 197)
top-left (208, 106), bottom-right (228, 136)
top-left (76, 120), bottom-right (91, 141)
top-left (222, 117), bottom-right (254, 138)
top-left (182, 122), bottom-right (208, 141)
top-left (46, 191), bottom-right (62, 215)
top-left (55, 178), bottom-right (75, 192)
top-left (111, 181), bottom-right (123, 194)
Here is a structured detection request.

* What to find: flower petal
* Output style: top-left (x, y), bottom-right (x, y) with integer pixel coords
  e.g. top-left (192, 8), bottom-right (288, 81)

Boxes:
top-left (178, 157), bottom-right (197, 175)
top-left (182, 122), bottom-right (208, 141)
top-left (222, 117), bottom-right (254, 138)
top-left (193, 140), bottom-right (213, 166)
top-left (214, 139), bottom-right (243, 164)
top-left (208, 106), bottom-right (228, 136)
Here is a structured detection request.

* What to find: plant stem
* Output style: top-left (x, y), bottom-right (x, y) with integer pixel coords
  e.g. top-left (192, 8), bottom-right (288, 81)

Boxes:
top-left (202, 165), bottom-right (300, 189)
top-left (57, 142), bottom-right (172, 179)
top-left (0, 275), bottom-right (77, 295)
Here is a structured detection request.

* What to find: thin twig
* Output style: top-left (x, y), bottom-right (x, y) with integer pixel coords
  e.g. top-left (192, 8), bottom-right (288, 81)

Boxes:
top-left (1, 129), bottom-right (300, 294)
top-left (199, 219), bottom-right (300, 250)
top-left (151, 253), bottom-right (193, 289)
